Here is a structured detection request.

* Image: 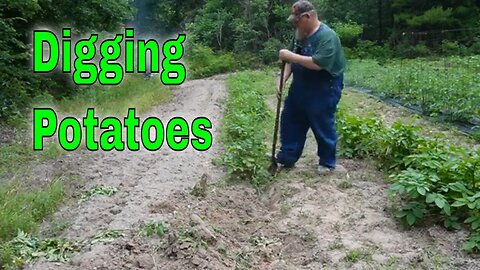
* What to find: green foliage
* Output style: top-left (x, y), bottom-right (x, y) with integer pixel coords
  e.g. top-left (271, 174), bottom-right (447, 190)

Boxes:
top-left (91, 230), bottom-right (125, 244)
top-left (337, 110), bottom-right (480, 253)
top-left (187, 0), bottom-right (291, 54)
top-left (0, 0), bottom-right (132, 122)
top-left (337, 113), bottom-right (383, 158)
top-left (0, 230), bottom-right (80, 268)
top-left (331, 22), bottom-right (363, 48)
top-left (349, 40), bottom-right (393, 59)
top-left (260, 38), bottom-right (284, 64)
top-left (222, 71), bottom-right (273, 188)
top-left (406, 6), bottom-right (454, 28)
top-left (140, 221), bottom-right (168, 238)
top-left (80, 185), bottom-right (118, 203)
top-left (186, 43), bottom-right (236, 79)
top-left (346, 57), bottom-right (480, 124)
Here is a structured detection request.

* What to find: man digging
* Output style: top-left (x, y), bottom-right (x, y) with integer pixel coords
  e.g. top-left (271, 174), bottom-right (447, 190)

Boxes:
top-left (276, 0), bottom-right (347, 175)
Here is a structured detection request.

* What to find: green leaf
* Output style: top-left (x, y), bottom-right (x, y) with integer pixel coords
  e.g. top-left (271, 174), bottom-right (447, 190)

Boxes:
top-left (472, 220), bottom-right (480, 230)
top-left (426, 193), bottom-right (436, 203)
top-left (451, 200), bottom-right (466, 207)
top-left (464, 216), bottom-right (477, 223)
top-left (406, 213), bottom-right (416, 226)
top-left (435, 197), bottom-right (445, 209)
top-left (412, 207), bottom-right (424, 218)
top-left (463, 241), bottom-right (476, 251)
top-left (443, 203), bottom-right (451, 216)
top-left (417, 186), bottom-right (426, 196)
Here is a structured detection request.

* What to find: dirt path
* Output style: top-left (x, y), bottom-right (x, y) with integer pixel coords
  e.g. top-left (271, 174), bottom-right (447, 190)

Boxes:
top-left (27, 76), bottom-right (479, 270)
top-left (28, 75), bottom-right (228, 270)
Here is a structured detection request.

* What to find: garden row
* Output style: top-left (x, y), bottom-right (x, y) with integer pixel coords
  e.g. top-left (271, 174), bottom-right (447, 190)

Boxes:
top-left (222, 71), bottom-right (479, 252)
top-left (337, 109), bottom-right (480, 253)
top-left (220, 71), bottom-right (274, 188)
top-left (346, 56), bottom-right (480, 127)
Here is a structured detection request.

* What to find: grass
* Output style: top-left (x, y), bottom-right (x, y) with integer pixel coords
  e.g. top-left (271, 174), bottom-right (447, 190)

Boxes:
top-left (52, 74), bottom-right (172, 117)
top-left (344, 247), bottom-right (373, 263)
top-left (0, 180), bottom-right (65, 242)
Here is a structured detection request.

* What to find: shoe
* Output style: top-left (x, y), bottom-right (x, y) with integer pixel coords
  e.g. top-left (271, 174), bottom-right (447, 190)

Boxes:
top-left (317, 165), bottom-right (334, 176)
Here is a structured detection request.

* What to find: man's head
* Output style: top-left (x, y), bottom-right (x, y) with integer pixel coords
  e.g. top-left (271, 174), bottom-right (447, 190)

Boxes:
top-left (287, 0), bottom-right (318, 31)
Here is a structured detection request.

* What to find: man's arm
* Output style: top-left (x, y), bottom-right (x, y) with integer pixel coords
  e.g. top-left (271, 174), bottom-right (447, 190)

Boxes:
top-left (279, 49), bottom-right (322, 71)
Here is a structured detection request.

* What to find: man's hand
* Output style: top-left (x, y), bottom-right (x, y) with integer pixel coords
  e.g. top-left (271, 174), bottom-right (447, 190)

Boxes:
top-left (279, 49), bottom-right (322, 71)
top-left (276, 84), bottom-right (283, 100)
top-left (279, 49), bottom-right (295, 62)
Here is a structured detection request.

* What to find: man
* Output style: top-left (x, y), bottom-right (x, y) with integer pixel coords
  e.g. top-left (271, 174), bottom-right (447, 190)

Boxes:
top-left (276, 0), bottom-right (346, 175)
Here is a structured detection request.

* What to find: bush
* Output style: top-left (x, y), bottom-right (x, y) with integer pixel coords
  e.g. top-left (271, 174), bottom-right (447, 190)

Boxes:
top-left (441, 40), bottom-right (460, 54)
top-left (331, 22), bottom-right (364, 48)
top-left (469, 39), bottom-right (480, 54)
top-left (394, 43), bottom-right (432, 58)
top-left (351, 40), bottom-right (393, 59)
top-left (186, 43), bottom-right (236, 79)
top-left (260, 38), bottom-right (284, 64)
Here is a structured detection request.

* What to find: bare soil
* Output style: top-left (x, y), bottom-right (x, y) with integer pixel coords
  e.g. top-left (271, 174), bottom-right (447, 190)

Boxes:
top-left (27, 76), bottom-right (479, 270)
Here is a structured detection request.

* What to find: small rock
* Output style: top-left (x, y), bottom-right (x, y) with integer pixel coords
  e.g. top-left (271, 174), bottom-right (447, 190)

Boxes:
top-left (136, 254), bottom-right (154, 269)
top-left (110, 208), bottom-right (121, 215)
top-left (124, 242), bottom-right (135, 251)
top-left (191, 255), bottom-right (203, 266)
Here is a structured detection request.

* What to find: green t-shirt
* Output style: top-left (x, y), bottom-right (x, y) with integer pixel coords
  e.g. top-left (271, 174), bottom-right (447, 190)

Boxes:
top-left (291, 23), bottom-right (347, 78)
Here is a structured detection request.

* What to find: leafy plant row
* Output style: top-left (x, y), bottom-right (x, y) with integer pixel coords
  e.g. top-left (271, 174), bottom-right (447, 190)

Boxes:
top-left (337, 110), bottom-right (480, 252)
top-left (221, 71), bottom-right (274, 188)
top-left (346, 57), bottom-right (480, 125)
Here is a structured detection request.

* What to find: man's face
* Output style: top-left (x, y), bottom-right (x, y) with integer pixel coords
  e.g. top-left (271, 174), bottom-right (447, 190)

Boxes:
top-left (290, 8), bottom-right (310, 31)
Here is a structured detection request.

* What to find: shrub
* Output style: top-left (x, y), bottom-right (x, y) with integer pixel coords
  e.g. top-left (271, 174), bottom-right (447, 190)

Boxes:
top-left (351, 40), bottom-right (393, 59)
top-left (186, 43), bottom-right (236, 79)
top-left (331, 22), bottom-right (364, 48)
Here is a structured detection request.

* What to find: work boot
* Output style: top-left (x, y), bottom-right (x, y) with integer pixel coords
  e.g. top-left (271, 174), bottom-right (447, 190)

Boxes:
top-left (317, 165), bottom-right (334, 176)
top-left (318, 164), bottom-right (347, 176)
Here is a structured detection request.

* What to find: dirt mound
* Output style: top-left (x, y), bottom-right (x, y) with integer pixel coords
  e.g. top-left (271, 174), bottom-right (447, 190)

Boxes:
top-left (150, 183), bottom-right (324, 269)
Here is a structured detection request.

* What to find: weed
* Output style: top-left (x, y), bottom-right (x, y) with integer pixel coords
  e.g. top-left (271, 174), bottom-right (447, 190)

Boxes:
top-left (280, 201), bottom-right (292, 216)
top-left (345, 248), bottom-right (373, 263)
top-left (177, 228), bottom-right (207, 249)
top-left (250, 235), bottom-right (279, 248)
top-left (338, 179), bottom-right (353, 189)
top-left (80, 185), bottom-right (117, 202)
top-left (300, 228), bottom-right (317, 244)
top-left (234, 249), bottom-right (253, 270)
top-left (328, 237), bottom-right (344, 250)
top-left (0, 230), bottom-right (80, 268)
top-left (91, 229), bottom-right (125, 244)
top-left (55, 75), bottom-right (171, 117)
top-left (140, 221), bottom-right (168, 238)
top-left (333, 222), bottom-right (342, 233)
top-left (217, 246), bottom-right (229, 258)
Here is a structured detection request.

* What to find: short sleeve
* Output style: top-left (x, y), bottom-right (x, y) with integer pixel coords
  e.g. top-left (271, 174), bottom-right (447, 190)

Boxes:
top-left (312, 34), bottom-right (336, 74)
